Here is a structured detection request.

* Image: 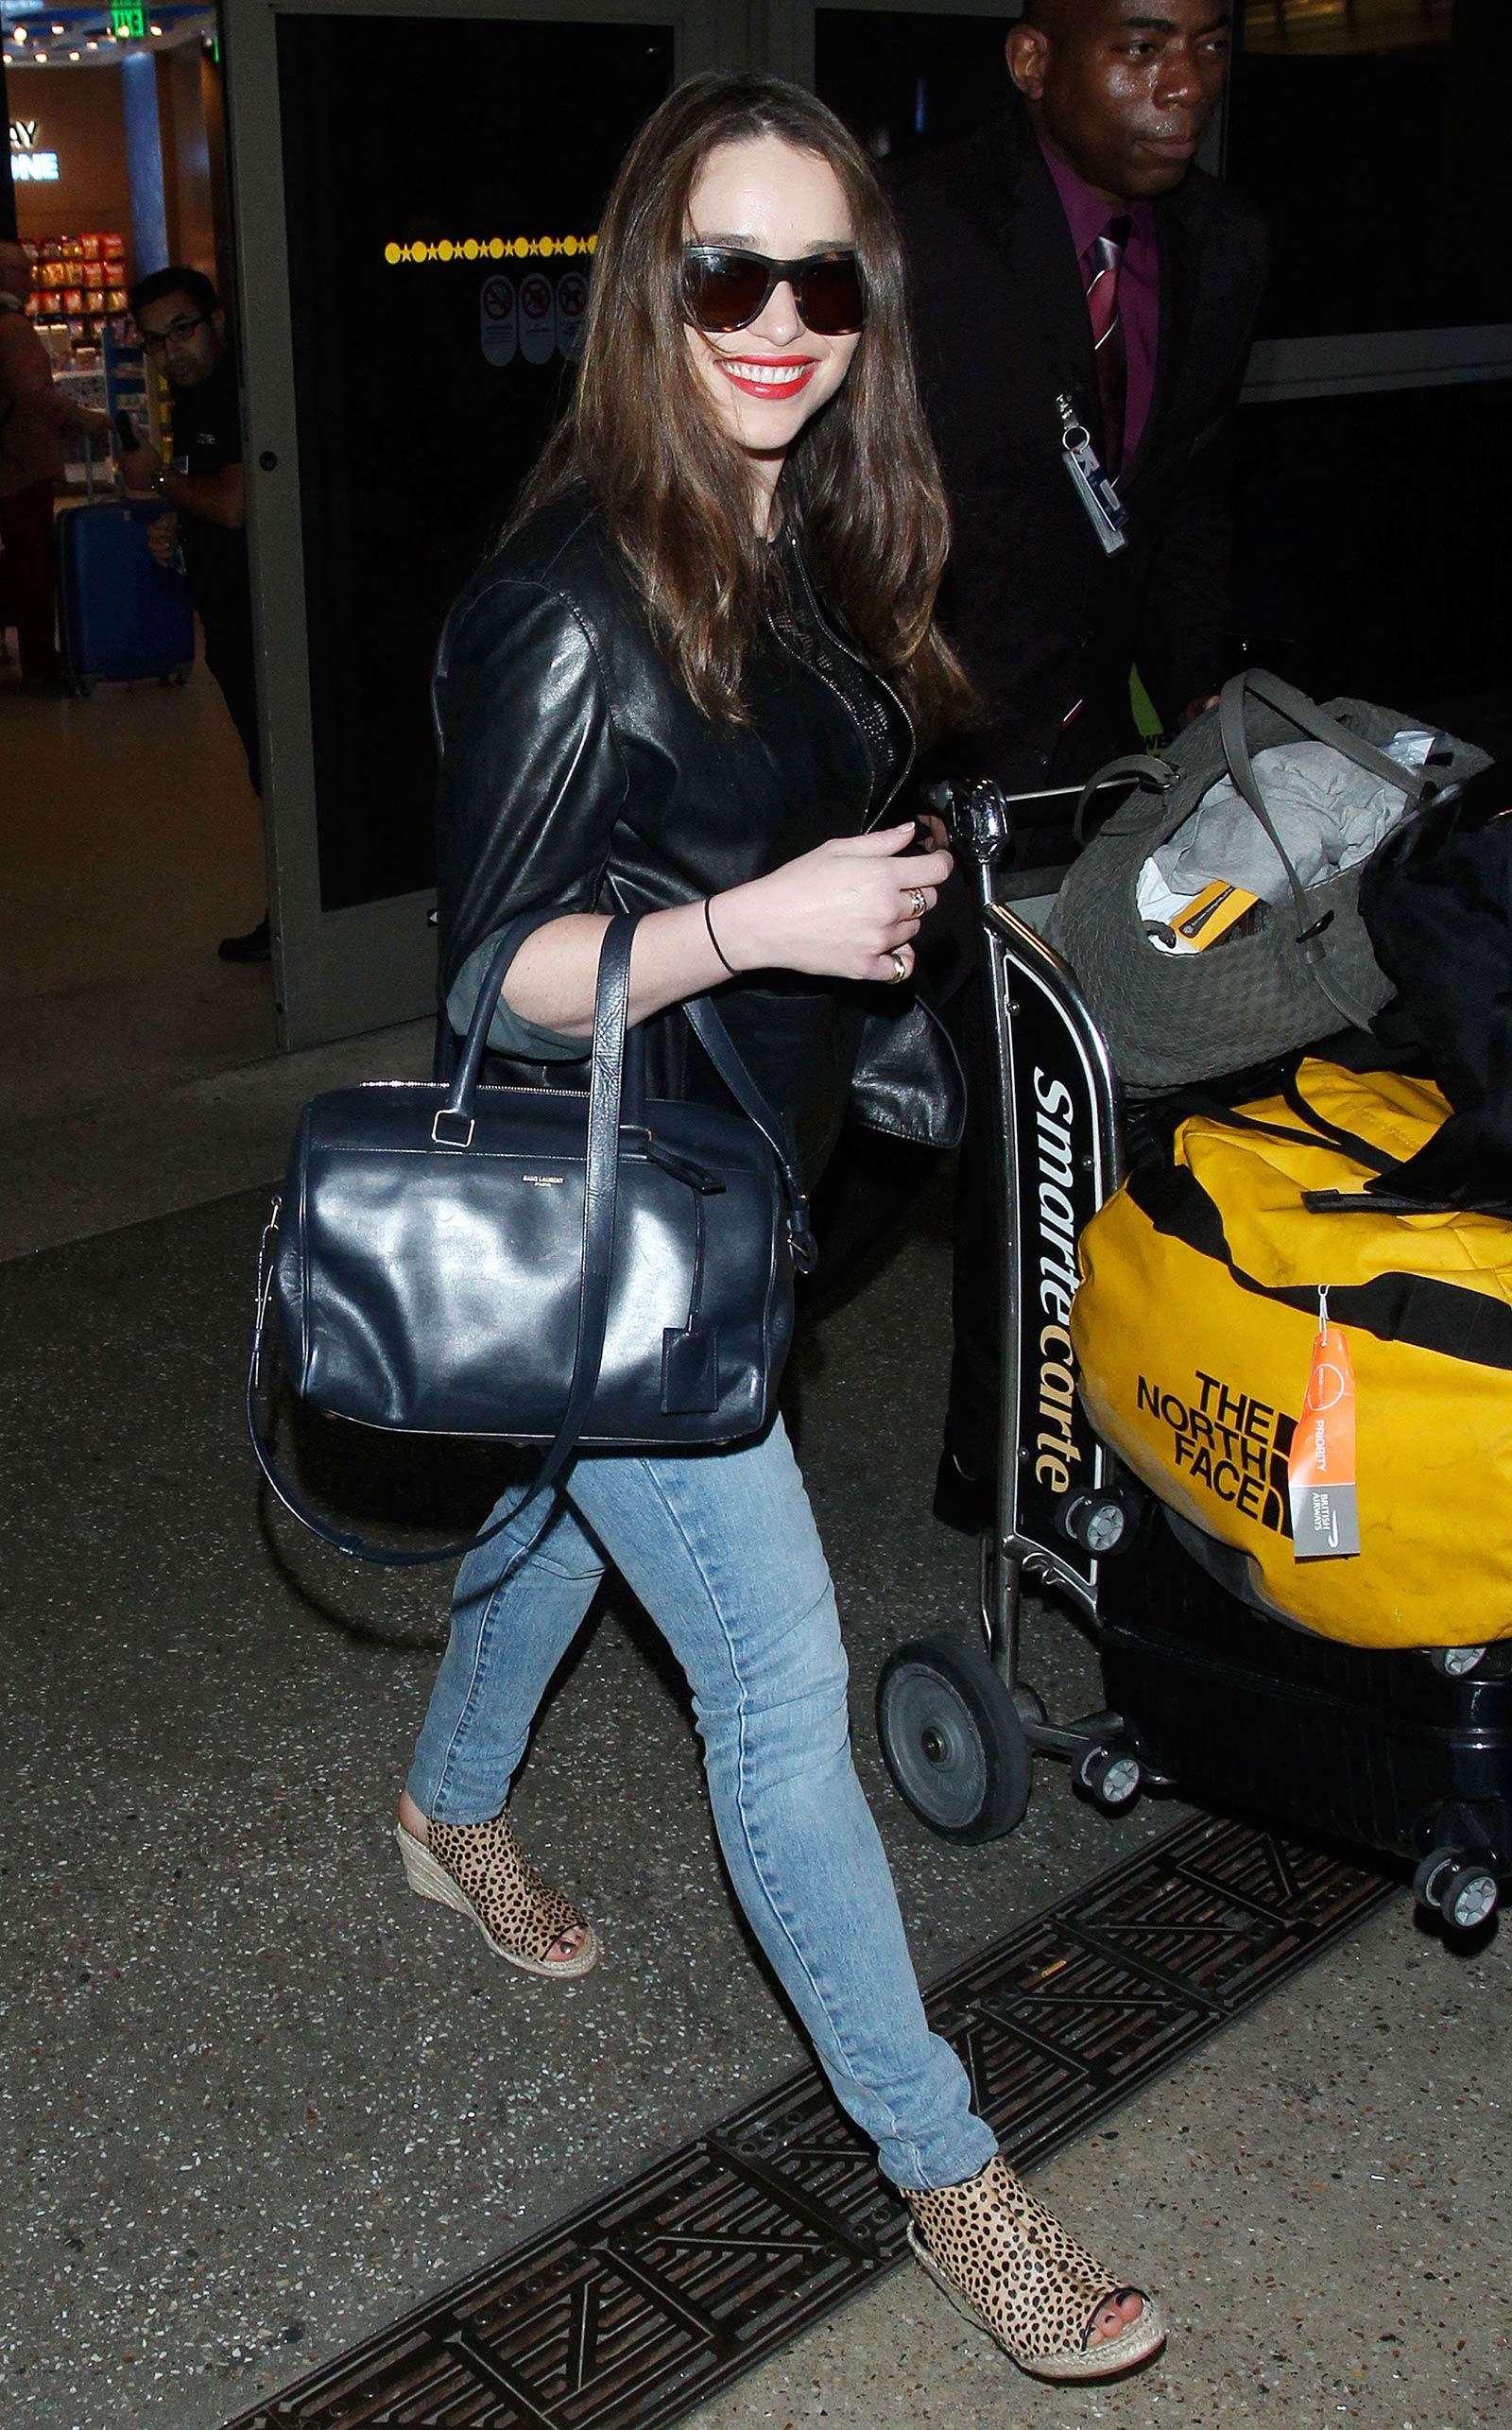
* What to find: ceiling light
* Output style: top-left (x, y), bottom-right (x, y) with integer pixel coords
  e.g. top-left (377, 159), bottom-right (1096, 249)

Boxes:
top-left (69, 46), bottom-right (79, 57)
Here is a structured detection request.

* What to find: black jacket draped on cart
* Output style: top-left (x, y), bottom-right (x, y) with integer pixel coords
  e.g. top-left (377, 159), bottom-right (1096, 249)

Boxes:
top-left (885, 96), bottom-right (1268, 869)
top-left (430, 493), bottom-right (963, 1190)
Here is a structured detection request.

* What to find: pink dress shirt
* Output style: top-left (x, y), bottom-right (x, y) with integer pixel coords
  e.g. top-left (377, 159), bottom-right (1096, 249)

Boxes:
top-left (1040, 141), bottom-right (1160, 469)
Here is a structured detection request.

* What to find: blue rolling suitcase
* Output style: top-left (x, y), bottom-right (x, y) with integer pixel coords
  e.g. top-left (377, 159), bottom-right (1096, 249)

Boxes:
top-left (56, 499), bottom-right (195, 694)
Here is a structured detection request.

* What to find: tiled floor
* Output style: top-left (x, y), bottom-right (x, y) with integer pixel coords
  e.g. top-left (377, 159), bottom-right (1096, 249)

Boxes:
top-left (0, 654), bottom-right (432, 1259)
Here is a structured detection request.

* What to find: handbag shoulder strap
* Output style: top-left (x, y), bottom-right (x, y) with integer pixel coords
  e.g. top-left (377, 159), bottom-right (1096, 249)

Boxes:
top-left (682, 994), bottom-right (816, 1267)
top-left (1231, 668), bottom-right (1436, 800)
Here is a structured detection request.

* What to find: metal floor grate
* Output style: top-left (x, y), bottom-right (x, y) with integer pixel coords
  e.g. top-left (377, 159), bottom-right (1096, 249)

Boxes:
top-left (223, 1816), bottom-right (1394, 2429)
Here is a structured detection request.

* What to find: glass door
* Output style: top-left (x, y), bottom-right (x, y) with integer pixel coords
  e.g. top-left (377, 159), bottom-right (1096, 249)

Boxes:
top-left (222, 0), bottom-right (744, 1048)
top-left (1229, 0), bottom-right (1512, 398)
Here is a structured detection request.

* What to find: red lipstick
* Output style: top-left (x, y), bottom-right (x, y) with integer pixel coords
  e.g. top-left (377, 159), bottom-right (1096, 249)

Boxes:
top-left (712, 353), bottom-right (819, 400)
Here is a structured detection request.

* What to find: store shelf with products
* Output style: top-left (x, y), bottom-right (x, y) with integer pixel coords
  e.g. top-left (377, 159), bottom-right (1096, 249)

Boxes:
top-left (23, 232), bottom-right (162, 489)
top-left (23, 228), bottom-right (130, 343)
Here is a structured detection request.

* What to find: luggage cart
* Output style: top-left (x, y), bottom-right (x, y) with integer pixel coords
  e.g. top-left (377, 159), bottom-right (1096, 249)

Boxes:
top-left (876, 779), bottom-right (1512, 1939)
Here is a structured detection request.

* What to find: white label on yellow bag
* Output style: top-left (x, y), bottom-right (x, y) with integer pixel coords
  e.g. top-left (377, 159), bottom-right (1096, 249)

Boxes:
top-left (1288, 1289), bottom-right (1361, 1560)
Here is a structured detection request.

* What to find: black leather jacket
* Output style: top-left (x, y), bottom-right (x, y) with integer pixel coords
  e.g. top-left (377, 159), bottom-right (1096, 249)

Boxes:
top-left (432, 492), bottom-right (964, 1187)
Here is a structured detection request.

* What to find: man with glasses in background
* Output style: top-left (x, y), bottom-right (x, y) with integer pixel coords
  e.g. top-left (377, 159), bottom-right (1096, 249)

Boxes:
top-left (120, 267), bottom-right (267, 964)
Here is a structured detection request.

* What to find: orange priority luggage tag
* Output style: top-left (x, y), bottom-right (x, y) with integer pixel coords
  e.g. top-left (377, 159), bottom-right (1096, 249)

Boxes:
top-left (1287, 1289), bottom-right (1361, 1560)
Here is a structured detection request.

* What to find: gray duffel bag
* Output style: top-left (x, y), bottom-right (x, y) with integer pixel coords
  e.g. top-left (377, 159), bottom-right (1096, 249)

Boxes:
top-left (1043, 667), bottom-right (1490, 1093)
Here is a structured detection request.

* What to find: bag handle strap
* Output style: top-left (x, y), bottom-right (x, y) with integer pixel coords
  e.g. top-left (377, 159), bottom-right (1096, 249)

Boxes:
top-left (1217, 668), bottom-right (1435, 1035)
top-left (1225, 666), bottom-right (1436, 801)
top-left (1072, 753), bottom-right (1176, 847)
top-left (436, 907), bottom-right (814, 1256)
top-left (247, 915), bottom-right (642, 1567)
top-left (683, 994), bottom-right (816, 1267)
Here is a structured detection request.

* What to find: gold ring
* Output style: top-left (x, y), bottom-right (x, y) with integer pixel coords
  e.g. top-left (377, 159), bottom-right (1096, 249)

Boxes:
top-left (889, 950), bottom-right (908, 984)
top-left (904, 886), bottom-right (927, 920)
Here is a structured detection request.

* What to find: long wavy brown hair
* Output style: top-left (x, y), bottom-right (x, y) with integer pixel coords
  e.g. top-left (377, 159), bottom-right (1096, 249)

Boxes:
top-left (514, 72), bottom-right (974, 735)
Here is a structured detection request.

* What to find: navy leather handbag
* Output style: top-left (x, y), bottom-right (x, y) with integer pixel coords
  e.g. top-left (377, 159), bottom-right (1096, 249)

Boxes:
top-left (248, 913), bottom-right (816, 1562)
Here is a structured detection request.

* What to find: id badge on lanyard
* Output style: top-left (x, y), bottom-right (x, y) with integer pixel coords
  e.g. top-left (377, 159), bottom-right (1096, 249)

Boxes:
top-left (1057, 391), bottom-right (1128, 557)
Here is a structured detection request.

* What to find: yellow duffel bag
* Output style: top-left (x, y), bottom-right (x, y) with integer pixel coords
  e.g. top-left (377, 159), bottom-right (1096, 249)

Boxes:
top-left (1071, 1057), bottom-right (1512, 1650)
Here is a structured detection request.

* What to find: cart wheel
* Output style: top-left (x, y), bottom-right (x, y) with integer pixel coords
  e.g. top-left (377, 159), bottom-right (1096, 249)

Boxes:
top-left (75, 676), bottom-right (94, 698)
top-left (1413, 1850), bottom-right (1500, 1934)
top-left (1057, 1487), bottom-right (1139, 1556)
top-left (876, 1635), bottom-right (1032, 1845)
top-left (1075, 1744), bottom-right (1143, 1813)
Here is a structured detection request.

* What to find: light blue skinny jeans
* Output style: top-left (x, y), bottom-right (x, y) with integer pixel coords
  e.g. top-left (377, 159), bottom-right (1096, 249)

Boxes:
top-left (406, 1414), bottom-right (997, 2194)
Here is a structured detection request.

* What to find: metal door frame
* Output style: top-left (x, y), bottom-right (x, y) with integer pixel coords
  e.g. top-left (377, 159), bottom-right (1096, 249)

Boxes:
top-left (221, 0), bottom-right (747, 1049)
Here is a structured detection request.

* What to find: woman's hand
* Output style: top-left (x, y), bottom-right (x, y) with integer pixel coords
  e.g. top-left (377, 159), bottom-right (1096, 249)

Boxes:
top-left (495, 825), bottom-right (952, 1038)
top-left (711, 823), bottom-right (954, 986)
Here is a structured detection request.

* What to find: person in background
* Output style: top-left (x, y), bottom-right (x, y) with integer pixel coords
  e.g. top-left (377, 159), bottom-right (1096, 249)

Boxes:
top-left (885, 0), bottom-right (1267, 1525)
top-left (0, 238), bottom-right (112, 688)
top-left (119, 267), bottom-right (268, 965)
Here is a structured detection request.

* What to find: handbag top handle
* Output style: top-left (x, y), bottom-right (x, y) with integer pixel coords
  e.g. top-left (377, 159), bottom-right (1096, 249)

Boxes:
top-left (440, 904), bottom-right (815, 1253)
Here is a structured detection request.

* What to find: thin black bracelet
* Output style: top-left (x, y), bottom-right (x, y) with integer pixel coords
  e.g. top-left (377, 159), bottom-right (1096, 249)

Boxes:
top-left (704, 895), bottom-right (737, 976)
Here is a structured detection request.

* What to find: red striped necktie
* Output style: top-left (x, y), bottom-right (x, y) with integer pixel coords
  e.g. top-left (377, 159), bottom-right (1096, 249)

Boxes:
top-left (1085, 213), bottom-right (1135, 477)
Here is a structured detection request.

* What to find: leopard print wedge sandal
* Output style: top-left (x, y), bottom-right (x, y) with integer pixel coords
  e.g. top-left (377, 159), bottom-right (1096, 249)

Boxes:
top-left (394, 1814), bottom-right (600, 1978)
top-left (905, 2155), bottom-right (1166, 2384)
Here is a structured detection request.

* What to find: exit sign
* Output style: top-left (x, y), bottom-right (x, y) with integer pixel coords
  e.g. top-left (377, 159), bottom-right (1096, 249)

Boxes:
top-left (111, 6), bottom-right (147, 36)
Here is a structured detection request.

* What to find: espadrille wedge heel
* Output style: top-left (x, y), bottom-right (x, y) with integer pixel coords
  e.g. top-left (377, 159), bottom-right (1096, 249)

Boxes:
top-left (395, 1814), bottom-right (599, 1978)
top-left (905, 2156), bottom-right (1166, 2384)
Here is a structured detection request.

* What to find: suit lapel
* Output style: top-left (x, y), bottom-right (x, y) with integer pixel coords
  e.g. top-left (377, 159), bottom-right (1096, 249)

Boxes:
top-left (971, 103), bottom-right (1101, 438)
top-left (1125, 193), bottom-right (1201, 485)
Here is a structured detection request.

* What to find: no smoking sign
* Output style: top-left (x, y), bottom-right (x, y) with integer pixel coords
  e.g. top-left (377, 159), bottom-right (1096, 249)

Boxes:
top-left (479, 273), bottom-right (517, 365)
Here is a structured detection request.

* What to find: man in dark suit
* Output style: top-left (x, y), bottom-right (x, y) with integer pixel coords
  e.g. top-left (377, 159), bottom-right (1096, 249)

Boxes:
top-left (885, 0), bottom-right (1268, 1521)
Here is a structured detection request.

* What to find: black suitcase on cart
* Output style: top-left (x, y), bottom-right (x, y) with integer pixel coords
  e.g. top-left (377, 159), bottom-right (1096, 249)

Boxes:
top-left (876, 780), bottom-right (1512, 1940)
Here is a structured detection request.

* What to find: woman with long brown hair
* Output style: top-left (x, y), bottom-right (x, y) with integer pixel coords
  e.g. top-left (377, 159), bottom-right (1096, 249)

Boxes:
top-left (394, 71), bottom-right (1164, 2385)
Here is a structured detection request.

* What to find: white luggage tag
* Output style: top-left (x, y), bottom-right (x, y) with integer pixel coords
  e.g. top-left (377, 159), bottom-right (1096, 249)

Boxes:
top-left (1057, 392), bottom-right (1129, 557)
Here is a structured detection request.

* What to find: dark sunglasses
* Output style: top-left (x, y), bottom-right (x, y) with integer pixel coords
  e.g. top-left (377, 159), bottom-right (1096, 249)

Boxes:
top-left (680, 246), bottom-right (867, 336)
